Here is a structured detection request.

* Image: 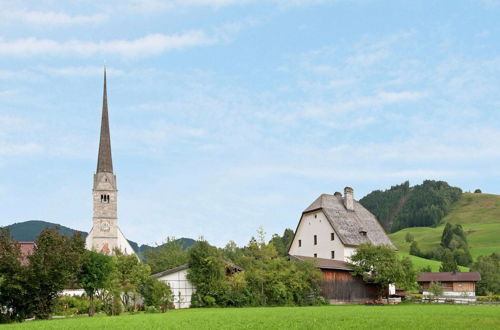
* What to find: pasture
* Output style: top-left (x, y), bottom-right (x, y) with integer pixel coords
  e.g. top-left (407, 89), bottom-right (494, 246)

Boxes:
top-left (4, 304), bottom-right (499, 329)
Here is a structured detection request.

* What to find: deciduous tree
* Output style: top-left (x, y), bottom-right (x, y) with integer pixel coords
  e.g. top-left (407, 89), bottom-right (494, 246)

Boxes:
top-left (349, 243), bottom-right (416, 299)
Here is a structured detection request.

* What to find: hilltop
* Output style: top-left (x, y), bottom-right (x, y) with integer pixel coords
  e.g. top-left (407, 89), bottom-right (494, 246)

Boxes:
top-left (2, 220), bottom-right (195, 258)
top-left (389, 193), bottom-right (500, 269)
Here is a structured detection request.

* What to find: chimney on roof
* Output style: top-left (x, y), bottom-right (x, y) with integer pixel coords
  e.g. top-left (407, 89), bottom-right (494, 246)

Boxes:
top-left (344, 186), bottom-right (354, 211)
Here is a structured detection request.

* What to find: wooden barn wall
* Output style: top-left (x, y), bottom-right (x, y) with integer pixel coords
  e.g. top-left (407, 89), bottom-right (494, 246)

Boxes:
top-left (453, 282), bottom-right (475, 292)
top-left (420, 281), bottom-right (476, 293)
top-left (320, 269), bottom-right (379, 302)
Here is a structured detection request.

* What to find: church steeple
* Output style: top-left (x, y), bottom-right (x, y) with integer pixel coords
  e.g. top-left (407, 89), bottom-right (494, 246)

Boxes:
top-left (96, 67), bottom-right (113, 173)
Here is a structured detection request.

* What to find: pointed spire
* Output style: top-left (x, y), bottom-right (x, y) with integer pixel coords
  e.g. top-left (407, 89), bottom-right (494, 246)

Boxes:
top-left (96, 67), bottom-right (113, 173)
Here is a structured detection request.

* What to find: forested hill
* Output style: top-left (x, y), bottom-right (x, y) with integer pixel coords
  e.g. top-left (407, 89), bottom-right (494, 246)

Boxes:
top-left (2, 220), bottom-right (195, 256)
top-left (360, 180), bottom-right (462, 232)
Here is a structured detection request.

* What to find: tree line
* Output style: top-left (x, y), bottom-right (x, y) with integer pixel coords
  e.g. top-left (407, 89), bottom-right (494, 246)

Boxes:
top-left (0, 228), bottom-right (171, 323)
top-left (360, 180), bottom-right (462, 232)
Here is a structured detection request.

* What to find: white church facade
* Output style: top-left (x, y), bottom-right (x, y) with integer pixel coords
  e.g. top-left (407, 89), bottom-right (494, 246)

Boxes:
top-left (85, 69), bottom-right (135, 256)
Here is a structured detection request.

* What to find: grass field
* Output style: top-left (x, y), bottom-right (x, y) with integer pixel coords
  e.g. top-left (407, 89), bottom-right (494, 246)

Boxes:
top-left (3, 305), bottom-right (500, 330)
top-left (389, 193), bottom-right (500, 264)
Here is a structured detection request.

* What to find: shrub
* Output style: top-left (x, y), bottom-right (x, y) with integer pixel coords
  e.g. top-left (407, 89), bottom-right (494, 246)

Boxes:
top-left (145, 306), bottom-right (160, 313)
top-left (203, 296), bottom-right (217, 307)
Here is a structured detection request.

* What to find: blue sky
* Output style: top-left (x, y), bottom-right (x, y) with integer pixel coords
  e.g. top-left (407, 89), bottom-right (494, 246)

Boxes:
top-left (1, 0), bottom-right (499, 247)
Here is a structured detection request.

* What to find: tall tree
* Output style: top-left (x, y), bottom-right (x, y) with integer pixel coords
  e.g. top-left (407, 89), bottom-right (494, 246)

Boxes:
top-left (0, 229), bottom-right (30, 323)
top-left (187, 239), bottom-right (227, 307)
top-left (145, 237), bottom-right (188, 274)
top-left (349, 243), bottom-right (416, 299)
top-left (26, 228), bottom-right (86, 319)
top-left (439, 250), bottom-right (459, 272)
top-left (470, 253), bottom-right (500, 295)
top-left (79, 251), bottom-right (114, 316)
top-left (113, 252), bottom-right (150, 311)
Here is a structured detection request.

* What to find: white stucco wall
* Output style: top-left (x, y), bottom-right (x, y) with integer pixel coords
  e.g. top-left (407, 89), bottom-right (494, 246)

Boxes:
top-left (289, 211), bottom-right (352, 261)
top-left (157, 268), bottom-right (195, 309)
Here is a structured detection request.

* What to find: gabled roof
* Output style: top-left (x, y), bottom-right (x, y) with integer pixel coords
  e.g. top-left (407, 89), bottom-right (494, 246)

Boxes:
top-left (152, 261), bottom-right (243, 279)
top-left (418, 272), bottom-right (481, 282)
top-left (152, 264), bottom-right (189, 278)
top-left (291, 255), bottom-right (353, 271)
top-left (303, 194), bottom-right (395, 248)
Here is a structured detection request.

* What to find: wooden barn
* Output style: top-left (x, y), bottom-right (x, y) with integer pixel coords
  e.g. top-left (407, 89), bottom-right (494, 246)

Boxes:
top-left (292, 255), bottom-right (379, 303)
top-left (418, 271), bottom-right (481, 302)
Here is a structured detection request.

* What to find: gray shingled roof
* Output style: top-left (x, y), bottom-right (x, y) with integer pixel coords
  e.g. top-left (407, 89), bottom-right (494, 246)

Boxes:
top-left (304, 193), bottom-right (395, 248)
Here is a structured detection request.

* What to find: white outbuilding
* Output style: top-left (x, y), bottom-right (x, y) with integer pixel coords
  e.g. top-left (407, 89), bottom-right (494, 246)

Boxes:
top-left (153, 265), bottom-right (195, 309)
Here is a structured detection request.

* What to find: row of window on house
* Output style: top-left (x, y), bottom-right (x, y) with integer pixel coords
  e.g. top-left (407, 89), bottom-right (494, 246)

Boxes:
top-left (298, 233), bottom-right (336, 259)
top-left (298, 232), bottom-right (335, 247)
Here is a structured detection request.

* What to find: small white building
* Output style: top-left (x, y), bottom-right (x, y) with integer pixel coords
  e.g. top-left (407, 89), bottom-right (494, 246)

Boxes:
top-left (153, 265), bottom-right (195, 309)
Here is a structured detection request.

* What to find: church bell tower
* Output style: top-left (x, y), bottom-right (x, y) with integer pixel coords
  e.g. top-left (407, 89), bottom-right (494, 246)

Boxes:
top-left (85, 68), bottom-right (135, 256)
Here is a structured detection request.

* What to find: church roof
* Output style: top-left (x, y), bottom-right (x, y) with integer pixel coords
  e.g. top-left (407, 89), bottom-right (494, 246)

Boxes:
top-left (303, 193), bottom-right (395, 248)
top-left (96, 68), bottom-right (113, 173)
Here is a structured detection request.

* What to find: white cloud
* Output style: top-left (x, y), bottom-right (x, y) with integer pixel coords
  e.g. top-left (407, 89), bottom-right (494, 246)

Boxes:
top-left (0, 32), bottom-right (215, 58)
top-left (2, 10), bottom-right (108, 25)
top-left (37, 66), bottom-right (124, 77)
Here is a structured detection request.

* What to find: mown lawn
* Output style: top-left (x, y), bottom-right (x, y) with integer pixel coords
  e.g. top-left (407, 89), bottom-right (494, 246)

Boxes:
top-left (4, 305), bottom-right (500, 330)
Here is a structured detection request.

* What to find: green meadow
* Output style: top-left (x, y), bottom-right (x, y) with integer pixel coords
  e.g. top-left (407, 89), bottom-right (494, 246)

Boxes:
top-left (389, 193), bottom-right (500, 266)
top-left (4, 305), bottom-right (500, 330)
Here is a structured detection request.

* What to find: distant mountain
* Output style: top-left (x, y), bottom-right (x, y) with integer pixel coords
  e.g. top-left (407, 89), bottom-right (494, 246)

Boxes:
top-left (2, 220), bottom-right (195, 258)
top-left (5, 220), bottom-right (86, 241)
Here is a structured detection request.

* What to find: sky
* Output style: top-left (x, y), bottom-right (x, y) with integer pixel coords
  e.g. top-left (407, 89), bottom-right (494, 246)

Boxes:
top-left (0, 0), bottom-right (499, 247)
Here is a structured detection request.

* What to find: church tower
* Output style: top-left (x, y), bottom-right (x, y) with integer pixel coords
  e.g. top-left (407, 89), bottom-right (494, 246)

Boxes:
top-left (85, 68), bottom-right (135, 256)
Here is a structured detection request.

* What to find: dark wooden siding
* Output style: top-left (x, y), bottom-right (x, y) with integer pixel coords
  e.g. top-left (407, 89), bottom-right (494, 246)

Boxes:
top-left (320, 269), bottom-right (379, 302)
top-left (420, 281), bottom-right (476, 293)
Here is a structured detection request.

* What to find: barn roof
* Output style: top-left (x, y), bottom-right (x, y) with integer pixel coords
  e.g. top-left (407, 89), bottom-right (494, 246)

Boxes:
top-left (152, 264), bottom-right (189, 278)
top-left (418, 272), bottom-right (481, 282)
top-left (303, 193), bottom-right (395, 248)
top-left (291, 255), bottom-right (353, 271)
top-left (152, 261), bottom-right (243, 279)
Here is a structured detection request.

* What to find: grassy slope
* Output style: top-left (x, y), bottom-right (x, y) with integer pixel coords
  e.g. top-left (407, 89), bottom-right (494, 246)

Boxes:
top-left (4, 305), bottom-right (500, 330)
top-left (390, 193), bottom-right (500, 267)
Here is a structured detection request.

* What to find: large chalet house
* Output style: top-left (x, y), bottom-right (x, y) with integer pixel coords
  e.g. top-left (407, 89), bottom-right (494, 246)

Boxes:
top-left (288, 187), bottom-right (396, 303)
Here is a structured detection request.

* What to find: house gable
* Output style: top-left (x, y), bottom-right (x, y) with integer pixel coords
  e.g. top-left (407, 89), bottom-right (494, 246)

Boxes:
top-left (288, 210), bottom-right (350, 261)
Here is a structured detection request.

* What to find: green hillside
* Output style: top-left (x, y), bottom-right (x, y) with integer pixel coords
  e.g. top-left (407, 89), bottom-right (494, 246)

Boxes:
top-left (390, 193), bottom-right (500, 265)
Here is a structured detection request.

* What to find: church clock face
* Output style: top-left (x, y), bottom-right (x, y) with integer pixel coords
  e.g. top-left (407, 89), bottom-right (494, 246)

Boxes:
top-left (100, 221), bottom-right (110, 232)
